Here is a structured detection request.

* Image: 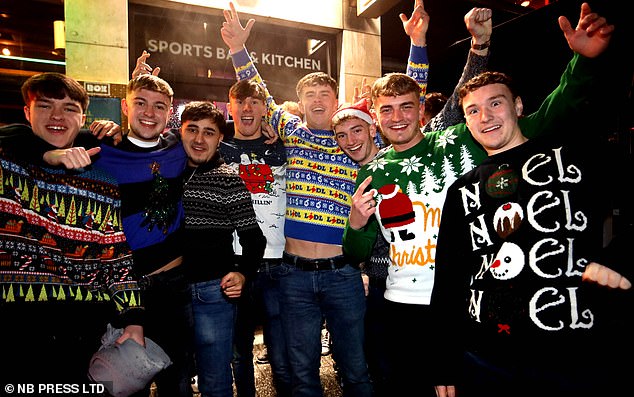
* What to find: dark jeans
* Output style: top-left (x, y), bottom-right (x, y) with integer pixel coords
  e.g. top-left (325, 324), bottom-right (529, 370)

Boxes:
top-left (232, 280), bottom-right (258, 397)
top-left (233, 259), bottom-right (292, 397)
top-left (130, 266), bottom-right (195, 397)
top-left (279, 254), bottom-right (372, 397)
top-left (191, 278), bottom-right (236, 397)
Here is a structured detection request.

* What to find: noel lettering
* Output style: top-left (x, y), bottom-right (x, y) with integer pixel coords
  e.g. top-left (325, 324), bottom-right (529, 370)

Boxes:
top-left (459, 146), bottom-right (593, 332)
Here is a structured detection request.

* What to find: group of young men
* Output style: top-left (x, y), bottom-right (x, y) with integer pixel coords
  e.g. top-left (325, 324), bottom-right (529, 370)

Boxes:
top-left (0, 1), bottom-right (630, 397)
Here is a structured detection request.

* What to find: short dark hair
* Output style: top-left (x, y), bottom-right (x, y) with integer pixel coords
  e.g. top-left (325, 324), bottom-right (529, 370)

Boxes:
top-left (181, 101), bottom-right (226, 133)
top-left (22, 72), bottom-right (90, 112)
top-left (229, 80), bottom-right (266, 102)
top-left (295, 72), bottom-right (338, 98)
top-left (459, 71), bottom-right (517, 107)
top-left (423, 92), bottom-right (448, 119)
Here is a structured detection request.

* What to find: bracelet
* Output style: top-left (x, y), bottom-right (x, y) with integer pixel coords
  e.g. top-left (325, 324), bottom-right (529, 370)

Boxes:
top-left (471, 38), bottom-right (490, 50)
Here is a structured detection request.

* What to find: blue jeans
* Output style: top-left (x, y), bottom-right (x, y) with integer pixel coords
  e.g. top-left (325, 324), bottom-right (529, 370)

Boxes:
top-left (259, 262), bottom-right (293, 397)
top-left (233, 260), bottom-right (292, 397)
top-left (279, 255), bottom-right (372, 397)
top-left (191, 279), bottom-right (237, 397)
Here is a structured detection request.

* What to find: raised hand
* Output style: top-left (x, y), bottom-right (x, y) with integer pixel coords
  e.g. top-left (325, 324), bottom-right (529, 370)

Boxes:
top-left (558, 2), bottom-right (614, 58)
top-left (131, 50), bottom-right (160, 79)
top-left (352, 77), bottom-right (372, 104)
top-left (348, 176), bottom-right (378, 231)
top-left (221, 1), bottom-right (255, 53)
top-left (400, 0), bottom-right (429, 47)
top-left (465, 7), bottom-right (492, 46)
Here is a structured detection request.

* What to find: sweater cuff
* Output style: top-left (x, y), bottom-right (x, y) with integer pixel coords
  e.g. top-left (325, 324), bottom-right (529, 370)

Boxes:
top-left (409, 44), bottom-right (429, 65)
top-left (231, 47), bottom-right (251, 69)
top-left (113, 307), bottom-right (146, 329)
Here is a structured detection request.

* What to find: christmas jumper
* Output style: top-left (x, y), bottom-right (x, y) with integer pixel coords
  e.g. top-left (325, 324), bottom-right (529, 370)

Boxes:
top-left (343, 53), bottom-right (598, 305)
top-left (220, 135), bottom-right (287, 259)
top-left (0, 124), bottom-right (143, 324)
top-left (230, 45), bottom-right (429, 246)
top-left (181, 153), bottom-right (266, 282)
top-left (433, 133), bottom-right (633, 389)
top-left (364, 47), bottom-right (489, 280)
top-left (93, 133), bottom-right (186, 276)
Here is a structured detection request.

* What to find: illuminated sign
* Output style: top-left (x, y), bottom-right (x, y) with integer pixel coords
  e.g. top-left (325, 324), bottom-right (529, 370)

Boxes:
top-left (83, 82), bottom-right (110, 96)
top-left (129, 4), bottom-right (337, 102)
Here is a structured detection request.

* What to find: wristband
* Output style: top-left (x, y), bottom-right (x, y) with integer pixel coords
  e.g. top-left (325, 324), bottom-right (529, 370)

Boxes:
top-left (471, 38), bottom-right (490, 50)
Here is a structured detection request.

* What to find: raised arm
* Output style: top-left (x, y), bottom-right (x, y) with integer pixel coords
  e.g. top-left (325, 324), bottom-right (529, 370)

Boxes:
top-left (402, 0), bottom-right (430, 103)
top-left (423, 7), bottom-right (492, 133)
top-left (220, 1), bottom-right (302, 140)
top-left (220, 1), bottom-right (254, 54)
top-left (558, 2), bottom-right (613, 58)
top-left (131, 50), bottom-right (161, 79)
top-left (401, 0), bottom-right (429, 47)
top-left (519, 2), bottom-right (614, 139)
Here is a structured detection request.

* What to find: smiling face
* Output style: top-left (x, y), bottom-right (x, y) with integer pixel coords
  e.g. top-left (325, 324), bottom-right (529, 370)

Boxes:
top-left (373, 92), bottom-right (423, 152)
top-left (122, 88), bottom-right (172, 142)
top-left (298, 84), bottom-right (338, 130)
top-left (24, 94), bottom-right (86, 149)
top-left (296, 73), bottom-right (339, 130)
top-left (181, 117), bottom-right (223, 167)
top-left (228, 96), bottom-right (266, 140)
top-left (462, 83), bottom-right (526, 156)
top-left (334, 117), bottom-right (378, 166)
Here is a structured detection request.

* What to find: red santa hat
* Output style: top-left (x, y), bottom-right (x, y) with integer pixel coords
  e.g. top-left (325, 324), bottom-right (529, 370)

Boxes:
top-left (331, 99), bottom-right (373, 127)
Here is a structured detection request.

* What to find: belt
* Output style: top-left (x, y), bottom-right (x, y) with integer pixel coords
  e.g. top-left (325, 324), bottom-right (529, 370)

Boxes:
top-left (138, 266), bottom-right (185, 290)
top-left (258, 258), bottom-right (283, 272)
top-left (283, 252), bottom-right (348, 271)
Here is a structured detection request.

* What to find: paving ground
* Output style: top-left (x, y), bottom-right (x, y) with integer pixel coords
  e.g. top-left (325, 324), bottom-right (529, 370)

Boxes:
top-left (246, 328), bottom-right (343, 397)
top-left (153, 326), bottom-right (343, 397)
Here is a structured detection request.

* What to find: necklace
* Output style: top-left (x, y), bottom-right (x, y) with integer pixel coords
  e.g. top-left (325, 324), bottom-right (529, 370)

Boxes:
top-left (185, 167), bottom-right (198, 185)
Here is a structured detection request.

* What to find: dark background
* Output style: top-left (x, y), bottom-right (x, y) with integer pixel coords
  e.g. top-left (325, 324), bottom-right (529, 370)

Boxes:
top-left (381, 0), bottom-right (632, 142)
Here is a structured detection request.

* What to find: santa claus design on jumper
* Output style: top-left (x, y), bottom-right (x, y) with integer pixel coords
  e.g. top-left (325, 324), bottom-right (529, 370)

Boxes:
top-left (375, 184), bottom-right (416, 243)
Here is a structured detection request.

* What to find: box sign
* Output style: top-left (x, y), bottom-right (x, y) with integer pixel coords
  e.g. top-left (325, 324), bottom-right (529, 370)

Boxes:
top-left (129, 4), bottom-right (337, 103)
top-left (84, 82), bottom-right (110, 96)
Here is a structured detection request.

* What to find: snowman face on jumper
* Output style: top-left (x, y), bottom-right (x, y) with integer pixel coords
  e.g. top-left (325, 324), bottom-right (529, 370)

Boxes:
top-left (489, 242), bottom-right (525, 280)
